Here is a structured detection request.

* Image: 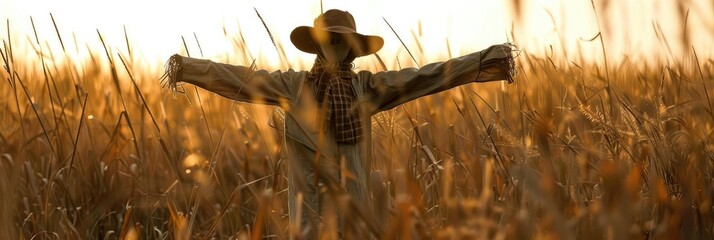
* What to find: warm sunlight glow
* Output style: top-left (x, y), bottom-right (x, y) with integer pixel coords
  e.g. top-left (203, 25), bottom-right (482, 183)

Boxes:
top-left (2, 0), bottom-right (713, 68)
top-left (3, 1), bottom-right (714, 238)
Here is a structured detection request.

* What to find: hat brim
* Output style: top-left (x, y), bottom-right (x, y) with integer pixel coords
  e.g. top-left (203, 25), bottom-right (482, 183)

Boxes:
top-left (290, 26), bottom-right (383, 57)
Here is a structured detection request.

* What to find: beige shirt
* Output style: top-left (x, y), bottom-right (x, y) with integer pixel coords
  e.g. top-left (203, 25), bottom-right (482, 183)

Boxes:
top-left (174, 43), bottom-right (514, 169)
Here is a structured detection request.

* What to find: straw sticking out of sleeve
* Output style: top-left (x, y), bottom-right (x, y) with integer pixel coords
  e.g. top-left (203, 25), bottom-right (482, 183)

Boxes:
top-left (484, 43), bottom-right (518, 84)
top-left (504, 43), bottom-right (519, 83)
top-left (160, 54), bottom-right (183, 94)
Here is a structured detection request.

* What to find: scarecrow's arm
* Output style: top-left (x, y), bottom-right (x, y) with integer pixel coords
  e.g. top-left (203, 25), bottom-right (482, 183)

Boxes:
top-left (362, 43), bottom-right (515, 112)
top-left (161, 55), bottom-right (302, 106)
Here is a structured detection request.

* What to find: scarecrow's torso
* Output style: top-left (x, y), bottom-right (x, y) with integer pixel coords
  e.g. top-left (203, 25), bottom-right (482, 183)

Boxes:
top-left (271, 71), bottom-right (378, 158)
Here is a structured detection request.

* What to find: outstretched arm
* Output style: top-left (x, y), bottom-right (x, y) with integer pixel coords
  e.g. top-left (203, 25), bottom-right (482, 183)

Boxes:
top-left (161, 55), bottom-right (304, 106)
top-left (362, 43), bottom-right (516, 112)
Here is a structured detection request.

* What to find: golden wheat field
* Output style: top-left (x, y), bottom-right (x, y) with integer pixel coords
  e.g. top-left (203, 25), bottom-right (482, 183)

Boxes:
top-left (1, 0), bottom-right (714, 239)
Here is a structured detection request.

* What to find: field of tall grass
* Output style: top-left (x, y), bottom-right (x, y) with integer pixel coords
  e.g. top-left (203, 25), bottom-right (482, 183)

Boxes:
top-left (2, 5), bottom-right (714, 239)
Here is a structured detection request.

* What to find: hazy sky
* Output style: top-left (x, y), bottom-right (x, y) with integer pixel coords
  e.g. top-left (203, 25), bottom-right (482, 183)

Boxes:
top-left (1, 0), bottom-right (712, 68)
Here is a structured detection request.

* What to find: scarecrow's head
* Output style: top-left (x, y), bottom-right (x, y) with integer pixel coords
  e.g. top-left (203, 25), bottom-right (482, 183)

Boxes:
top-left (290, 9), bottom-right (384, 63)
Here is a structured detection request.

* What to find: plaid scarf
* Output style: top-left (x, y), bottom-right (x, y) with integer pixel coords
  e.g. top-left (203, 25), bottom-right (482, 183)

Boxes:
top-left (308, 58), bottom-right (362, 144)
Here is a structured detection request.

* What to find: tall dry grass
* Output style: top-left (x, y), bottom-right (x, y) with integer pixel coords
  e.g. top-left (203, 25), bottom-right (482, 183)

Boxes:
top-left (2, 6), bottom-right (714, 240)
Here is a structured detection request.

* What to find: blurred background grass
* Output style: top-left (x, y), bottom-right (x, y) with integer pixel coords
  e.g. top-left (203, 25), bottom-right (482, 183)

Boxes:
top-left (1, 0), bottom-right (714, 239)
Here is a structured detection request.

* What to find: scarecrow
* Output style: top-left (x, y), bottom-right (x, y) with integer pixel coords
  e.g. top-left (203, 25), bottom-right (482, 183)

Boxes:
top-left (162, 9), bottom-right (516, 239)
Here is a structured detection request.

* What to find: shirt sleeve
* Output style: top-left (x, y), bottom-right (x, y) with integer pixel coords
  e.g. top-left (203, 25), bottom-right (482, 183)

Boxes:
top-left (168, 55), bottom-right (305, 106)
top-left (361, 44), bottom-right (515, 112)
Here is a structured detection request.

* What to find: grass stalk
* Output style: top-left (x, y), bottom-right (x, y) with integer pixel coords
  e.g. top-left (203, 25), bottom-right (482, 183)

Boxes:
top-left (692, 46), bottom-right (714, 122)
top-left (383, 17), bottom-right (420, 68)
top-left (66, 93), bottom-right (88, 181)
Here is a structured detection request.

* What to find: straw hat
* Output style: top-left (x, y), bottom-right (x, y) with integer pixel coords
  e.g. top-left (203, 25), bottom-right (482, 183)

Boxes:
top-left (290, 9), bottom-right (383, 57)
